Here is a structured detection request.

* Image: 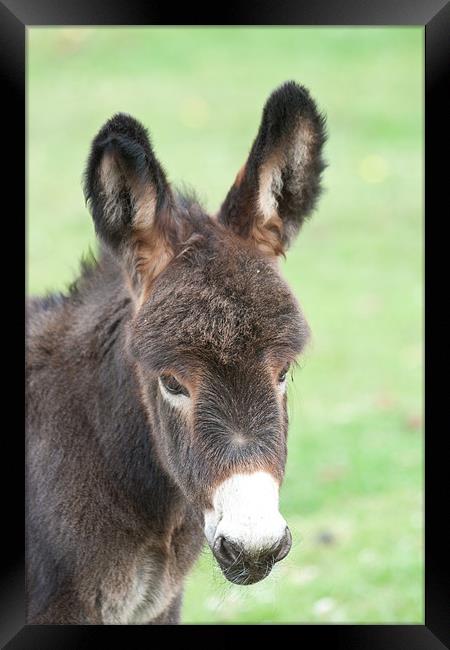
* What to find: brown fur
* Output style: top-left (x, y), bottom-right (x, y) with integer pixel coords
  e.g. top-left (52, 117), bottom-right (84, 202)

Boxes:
top-left (26, 81), bottom-right (327, 623)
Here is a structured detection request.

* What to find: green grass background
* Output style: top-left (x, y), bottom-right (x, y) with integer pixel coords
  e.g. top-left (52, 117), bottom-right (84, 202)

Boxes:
top-left (27, 27), bottom-right (423, 623)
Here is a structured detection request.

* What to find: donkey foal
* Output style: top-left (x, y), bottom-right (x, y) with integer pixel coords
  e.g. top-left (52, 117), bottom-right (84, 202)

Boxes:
top-left (26, 81), bottom-right (327, 624)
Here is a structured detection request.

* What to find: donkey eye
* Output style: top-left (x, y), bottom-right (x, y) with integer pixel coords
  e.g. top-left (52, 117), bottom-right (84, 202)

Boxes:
top-left (159, 374), bottom-right (189, 397)
top-left (278, 365), bottom-right (290, 384)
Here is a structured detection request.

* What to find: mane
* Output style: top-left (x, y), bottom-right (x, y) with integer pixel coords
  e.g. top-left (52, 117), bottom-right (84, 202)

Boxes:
top-left (33, 188), bottom-right (211, 314)
top-left (66, 246), bottom-right (101, 302)
top-left (174, 185), bottom-right (208, 218)
top-left (27, 248), bottom-right (100, 317)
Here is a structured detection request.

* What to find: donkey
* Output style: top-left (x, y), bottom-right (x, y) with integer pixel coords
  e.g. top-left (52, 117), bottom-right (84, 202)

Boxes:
top-left (26, 81), bottom-right (326, 624)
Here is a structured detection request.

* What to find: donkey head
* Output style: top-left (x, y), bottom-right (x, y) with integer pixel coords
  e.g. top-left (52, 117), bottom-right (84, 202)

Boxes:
top-left (85, 81), bottom-right (326, 585)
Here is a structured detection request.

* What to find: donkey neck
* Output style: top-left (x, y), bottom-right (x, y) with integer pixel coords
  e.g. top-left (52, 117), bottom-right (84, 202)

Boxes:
top-left (70, 249), bottom-right (191, 526)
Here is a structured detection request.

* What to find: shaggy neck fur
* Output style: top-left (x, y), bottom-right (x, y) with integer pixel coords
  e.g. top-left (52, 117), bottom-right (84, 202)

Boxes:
top-left (26, 247), bottom-right (204, 624)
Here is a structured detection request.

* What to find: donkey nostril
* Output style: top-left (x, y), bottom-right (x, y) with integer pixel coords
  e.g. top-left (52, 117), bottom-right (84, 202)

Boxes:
top-left (274, 526), bottom-right (292, 563)
top-left (214, 536), bottom-right (241, 566)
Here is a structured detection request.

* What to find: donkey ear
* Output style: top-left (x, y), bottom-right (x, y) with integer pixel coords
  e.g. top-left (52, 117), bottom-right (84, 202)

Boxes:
top-left (84, 113), bottom-right (176, 291)
top-left (218, 81), bottom-right (327, 255)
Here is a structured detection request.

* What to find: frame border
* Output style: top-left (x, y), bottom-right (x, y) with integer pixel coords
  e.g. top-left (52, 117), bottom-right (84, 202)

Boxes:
top-left (3, 0), bottom-right (448, 646)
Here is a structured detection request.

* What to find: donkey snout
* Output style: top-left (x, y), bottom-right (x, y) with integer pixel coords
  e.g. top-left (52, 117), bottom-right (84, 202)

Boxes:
top-left (212, 527), bottom-right (292, 585)
top-left (204, 471), bottom-right (292, 584)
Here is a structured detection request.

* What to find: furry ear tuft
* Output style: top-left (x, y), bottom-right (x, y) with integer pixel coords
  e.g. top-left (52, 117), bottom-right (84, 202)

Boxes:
top-left (84, 113), bottom-right (176, 293)
top-left (218, 81), bottom-right (327, 255)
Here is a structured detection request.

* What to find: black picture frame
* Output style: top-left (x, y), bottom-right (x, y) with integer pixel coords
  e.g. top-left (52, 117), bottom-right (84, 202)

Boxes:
top-left (3, 0), bottom-right (448, 646)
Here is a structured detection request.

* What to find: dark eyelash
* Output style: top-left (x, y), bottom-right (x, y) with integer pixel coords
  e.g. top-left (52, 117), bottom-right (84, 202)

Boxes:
top-left (278, 365), bottom-right (290, 383)
top-left (160, 374), bottom-right (190, 397)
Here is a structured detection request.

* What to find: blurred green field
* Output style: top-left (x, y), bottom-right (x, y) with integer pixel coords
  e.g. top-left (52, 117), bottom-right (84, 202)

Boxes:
top-left (27, 27), bottom-right (423, 623)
